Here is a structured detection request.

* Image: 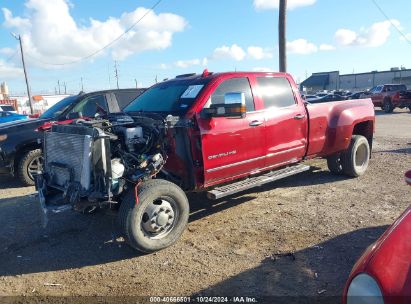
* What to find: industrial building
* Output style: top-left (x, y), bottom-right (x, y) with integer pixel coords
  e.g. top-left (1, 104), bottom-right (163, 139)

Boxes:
top-left (300, 67), bottom-right (411, 93)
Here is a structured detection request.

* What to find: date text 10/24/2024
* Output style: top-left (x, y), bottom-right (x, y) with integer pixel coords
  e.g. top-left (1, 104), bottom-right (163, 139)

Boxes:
top-left (149, 296), bottom-right (258, 303)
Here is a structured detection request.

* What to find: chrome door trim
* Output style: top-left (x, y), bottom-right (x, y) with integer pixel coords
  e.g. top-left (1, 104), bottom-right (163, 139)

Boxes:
top-left (206, 145), bottom-right (305, 173)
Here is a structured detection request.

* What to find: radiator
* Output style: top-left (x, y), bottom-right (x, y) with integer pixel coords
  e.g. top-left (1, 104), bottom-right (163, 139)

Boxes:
top-left (44, 131), bottom-right (93, 191)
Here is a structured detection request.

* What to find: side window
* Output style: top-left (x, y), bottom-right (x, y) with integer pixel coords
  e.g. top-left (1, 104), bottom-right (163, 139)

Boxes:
top-left (207, 78), bottom-right (255, 112)
top-left (70, 95), bottom-right (108, 117)
top-left (257, 77), bottom-right (296, 109)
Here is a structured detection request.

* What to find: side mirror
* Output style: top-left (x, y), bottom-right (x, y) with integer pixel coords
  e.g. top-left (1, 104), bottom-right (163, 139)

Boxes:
top-left (66, 112), bottom-right (83, 120)
top-left (201, 92), bottom-right (246, 118)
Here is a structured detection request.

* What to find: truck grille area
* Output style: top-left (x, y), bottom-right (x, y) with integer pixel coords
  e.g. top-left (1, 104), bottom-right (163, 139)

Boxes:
top-left (44, 131), bottom-right (93, 191)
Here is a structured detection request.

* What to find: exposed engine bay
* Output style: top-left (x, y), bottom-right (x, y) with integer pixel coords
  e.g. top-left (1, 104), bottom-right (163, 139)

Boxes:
top-left (36, 113), bottom-right (177, 216)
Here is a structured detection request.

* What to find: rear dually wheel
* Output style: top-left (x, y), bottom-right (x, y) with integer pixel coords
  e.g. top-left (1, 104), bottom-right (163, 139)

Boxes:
top-left (341, 135), bottom-right (370, 177)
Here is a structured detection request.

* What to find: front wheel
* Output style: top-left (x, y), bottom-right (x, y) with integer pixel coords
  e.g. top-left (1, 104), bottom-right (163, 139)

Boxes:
top-left (118, 179), bottom-right (189, 253)
top-left (341, 135), bottom-right (370, 177)
top-left (17, 149), bottom-right (43, 186)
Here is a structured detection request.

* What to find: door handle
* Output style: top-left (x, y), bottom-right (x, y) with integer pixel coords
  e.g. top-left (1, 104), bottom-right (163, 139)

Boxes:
top-left (294, 114), bottom-right (306, 120)
top-left (249, 120), bottom-right (263, 127)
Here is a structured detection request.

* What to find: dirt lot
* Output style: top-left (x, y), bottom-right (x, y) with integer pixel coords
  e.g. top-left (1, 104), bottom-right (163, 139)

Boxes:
top-left (0, 109), bottom-right (410, 302)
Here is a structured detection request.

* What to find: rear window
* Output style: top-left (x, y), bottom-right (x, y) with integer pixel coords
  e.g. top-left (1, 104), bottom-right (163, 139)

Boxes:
top-left (386, 85), bottom-right (407, 92)
top-left (256, 77), bottom-right (296, 109)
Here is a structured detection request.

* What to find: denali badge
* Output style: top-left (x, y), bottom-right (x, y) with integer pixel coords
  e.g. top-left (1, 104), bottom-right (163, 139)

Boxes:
top-left (208, 150), bottom-right (237, 160)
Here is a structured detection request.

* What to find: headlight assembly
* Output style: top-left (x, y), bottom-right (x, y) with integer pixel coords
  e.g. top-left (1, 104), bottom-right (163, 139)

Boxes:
top-left (0, 134), bottom-right (7, 142)
top-left (347, 273), bottom-right (384, 304)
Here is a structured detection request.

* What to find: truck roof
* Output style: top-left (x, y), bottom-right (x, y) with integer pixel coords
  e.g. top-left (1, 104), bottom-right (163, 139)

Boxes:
top-left (171, 70), bottom-right (291, 82)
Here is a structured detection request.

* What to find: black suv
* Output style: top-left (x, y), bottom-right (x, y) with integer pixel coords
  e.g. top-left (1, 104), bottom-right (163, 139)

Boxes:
top-left (0, 88), bottom-right (145, 186)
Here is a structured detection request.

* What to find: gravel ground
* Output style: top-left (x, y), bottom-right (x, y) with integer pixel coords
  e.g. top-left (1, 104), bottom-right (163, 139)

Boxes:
top-left (0, 109), bottom-right (410, 301)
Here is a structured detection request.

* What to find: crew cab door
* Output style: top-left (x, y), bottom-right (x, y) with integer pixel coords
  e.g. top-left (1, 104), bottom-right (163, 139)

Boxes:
top-left (254, 76), bottom-right (307, 168)
top-left (196, 77), bottom-right (266, 186)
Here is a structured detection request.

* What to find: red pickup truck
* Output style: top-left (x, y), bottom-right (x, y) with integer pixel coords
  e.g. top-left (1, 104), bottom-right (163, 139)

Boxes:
top-left (37, 71), bottom-right (375, 253)
top-left (369, 84), bottom-right (411, 113)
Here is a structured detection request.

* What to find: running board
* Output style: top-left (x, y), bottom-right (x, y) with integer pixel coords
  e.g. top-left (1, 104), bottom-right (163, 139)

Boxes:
top-left (207, 164), bottom-right (310, 200)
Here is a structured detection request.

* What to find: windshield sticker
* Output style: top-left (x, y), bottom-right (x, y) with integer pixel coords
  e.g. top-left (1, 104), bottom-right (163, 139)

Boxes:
top-left (181, 85), bottom-right (204, 99)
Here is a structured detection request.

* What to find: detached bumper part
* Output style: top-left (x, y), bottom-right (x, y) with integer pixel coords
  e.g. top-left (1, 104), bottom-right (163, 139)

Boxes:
top-left (37, 184), bottom-right (48, 228)
top-left (36, 172), bottom-right (72, 228)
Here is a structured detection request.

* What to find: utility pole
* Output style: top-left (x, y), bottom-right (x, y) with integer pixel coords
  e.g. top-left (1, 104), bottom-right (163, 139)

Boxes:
top-left (278, 0), bottom-right (287, 72)
top-left (155, 75), bottom-right (158, 84)
top-left (64, 82), bottom-right (67, 94)
top-left (114, 61), bottom-right (119, 89)
top-left (135, 78), bottom-right (138, 88)
top-left (57, 80), bottom-right (61, 94)
top-left (12, 33), bottom-right (33, 114)
top-left (81, 77), bottom-right (84, 92)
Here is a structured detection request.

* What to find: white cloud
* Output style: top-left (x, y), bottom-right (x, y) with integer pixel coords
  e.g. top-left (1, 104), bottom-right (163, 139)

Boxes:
top-left (287, 39), bottom-right (318, 54)
top-left (335, 20), bottom-right (400, 48)
top-left (0, 47), bottom-right (16, 55)
top-left (254, 0), bottom-right (316, 10)
top-left (212, 44), bottom-right (246, 61)
top-left (175, 59), bottom-right (201, 68)
top-left (174, 57), bottom-right (208, 68)
top-left (247, 46), bottom-right (273, 60)
top-left (2, 0), bottom-right (187, 66)
top-left (159, 63), bottom-right (170, 70)
top-left (0, 61), bottom-right (23, 78)
top-left (319, 44), bottom-right (336, 51)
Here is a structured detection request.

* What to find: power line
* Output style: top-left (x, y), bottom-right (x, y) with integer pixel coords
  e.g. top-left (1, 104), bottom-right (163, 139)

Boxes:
top-left (0, 49), bottom-right (19, 67)
top-left (25, 0), bottom-right (163, 66)
top-left (371, 0), bottom-right (411, 44)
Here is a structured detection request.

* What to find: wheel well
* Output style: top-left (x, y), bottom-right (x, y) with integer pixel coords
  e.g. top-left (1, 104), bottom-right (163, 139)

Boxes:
top-left (13, 143), bottom-right (42, 171)
top-left (353, 121), bottom-right (373, 150)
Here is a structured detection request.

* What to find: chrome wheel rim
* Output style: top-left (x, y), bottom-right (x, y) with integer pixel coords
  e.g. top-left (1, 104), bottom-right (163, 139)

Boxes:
top-left (28, 156), bottom-right (43, 181)
top-left (141, 198), bottom-right (178, 240)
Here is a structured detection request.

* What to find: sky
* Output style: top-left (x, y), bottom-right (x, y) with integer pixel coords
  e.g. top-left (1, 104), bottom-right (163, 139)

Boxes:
top-left (0, 0), bottom-right (410, 96)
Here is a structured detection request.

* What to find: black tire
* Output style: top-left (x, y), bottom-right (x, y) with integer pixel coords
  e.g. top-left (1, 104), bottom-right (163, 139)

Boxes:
top-left (383, 98), bottom-right (394, 113)
top-left (118, 179), bottom-right (189, 253)
top-left (17, 149), bottom-right (43, 186)
top-left (327, 154), bottom-right (343, 175)
top-left (341, 135), bottom-right (370, 177)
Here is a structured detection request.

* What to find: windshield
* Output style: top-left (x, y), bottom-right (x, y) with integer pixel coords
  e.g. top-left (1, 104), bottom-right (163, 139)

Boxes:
top-left (125, 79), bottom-right (209, 114)
top-left (40, 95), bottom-right (78, 119)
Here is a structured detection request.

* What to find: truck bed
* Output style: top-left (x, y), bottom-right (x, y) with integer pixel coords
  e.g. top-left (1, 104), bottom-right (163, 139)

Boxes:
top-left (305, 98), bottom-right (375, 158)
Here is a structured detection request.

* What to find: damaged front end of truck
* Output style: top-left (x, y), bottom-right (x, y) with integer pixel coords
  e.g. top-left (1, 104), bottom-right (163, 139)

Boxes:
top-left (37, 113), bottom-right (169, 222)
